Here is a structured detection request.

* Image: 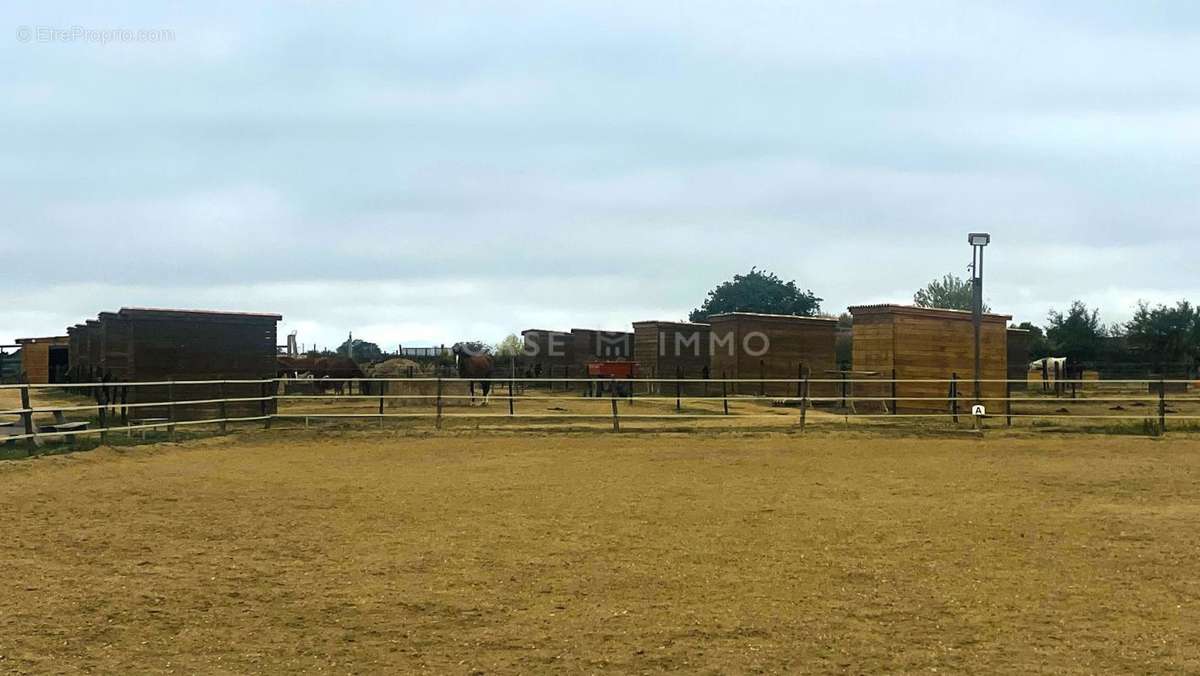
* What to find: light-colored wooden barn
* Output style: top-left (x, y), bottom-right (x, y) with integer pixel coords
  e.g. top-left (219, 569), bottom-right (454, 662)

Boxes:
top-left (15, 336), bottom-right (69, 384)
top-left (708, 312), bottom-right (838, 396)
top-left (849, 304), bottom-right (1010, 413)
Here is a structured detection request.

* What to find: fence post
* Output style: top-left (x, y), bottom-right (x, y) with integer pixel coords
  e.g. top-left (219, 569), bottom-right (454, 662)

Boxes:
top-left (840, 372), bottom-right (848, 409)
top-left (120, 385), bottom-right (128, 428)
top-left (1159, 376), bottom-right (1167, 434)
top-left (800, 373), bottom-right (809, 433)
top-left (891, 368), bottom-right (897, 415)
top-left (99, 384), bottom-right (109, 444)
top-left (262, 381), bottom-right (272, 430)
top-left (508, 369), bottom-right (515, 417)
top-left (435, 375), bottom-right (444, 430)
top-left (19, 381), bottom-right (36, 456)
top-left (721, 372), bottom-right (729, 416)
top-left (796, 362), bottom-right (804, 399)
top-left (378, 380), bottom-right (386, 428)
top-left (675, 367), bottom-right (682, 412)
top-left (1005, 380), bottom-right (1012, 427)
top-left (610, 384), bottom-right (620, 433)
top-left (168, 380), bottom-right (177, 441)
top-left (950, 373), bottom-right (959, 424)
top-left (218, 381), bottom-right (228, 434)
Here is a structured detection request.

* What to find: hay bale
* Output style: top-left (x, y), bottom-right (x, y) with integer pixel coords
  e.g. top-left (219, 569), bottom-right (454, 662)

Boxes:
top-left (366, 358), bottom-right (423, 378)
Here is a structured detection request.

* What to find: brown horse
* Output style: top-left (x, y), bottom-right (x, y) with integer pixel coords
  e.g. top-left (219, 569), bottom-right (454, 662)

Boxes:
top-left (277, 356), bottom-right (366, 395)
top-left (452, 343), bottom-right (494, 405)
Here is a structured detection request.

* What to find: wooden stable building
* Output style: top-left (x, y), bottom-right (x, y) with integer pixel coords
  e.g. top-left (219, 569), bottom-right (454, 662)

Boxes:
top-left (632, 320), bottom-right (711, 394)
top-left (520, 328), bottom-right (575, 379)
top-left (68, 308), bottom-right (281, 418)
top-left (849, 304), bottom-right (1010, 413)
top-left (708, 312), bottom-right (838, 396)
top-left (14, 336), bottom-right (69, 384)
top-left (570, 328), bottom-right (633, 363)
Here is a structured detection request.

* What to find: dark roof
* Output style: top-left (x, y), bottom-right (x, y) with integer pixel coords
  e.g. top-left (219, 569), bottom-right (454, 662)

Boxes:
top-left (117, 307), bottom-right (282, 321)
top-left (847, 303), bottom-right (1012, 322)
top-left (15, 336), bottom-right (68, 344)
top-left (632, 320), bottom-right (711, 328)
top-left (708, 312), bottom-right (837, 324)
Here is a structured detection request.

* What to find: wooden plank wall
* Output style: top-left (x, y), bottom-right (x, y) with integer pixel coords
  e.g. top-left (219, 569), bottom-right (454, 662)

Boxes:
top-left (122, 312), bottom-right (279, 418)
top-left (893, 314), bottom-right (1007, 412)
top-left (86, 320), bottom-right (102, 376)
top-left (632, 322), bottom-right (711, 394)
top-left (19, 342), bottom-right (50, 384)
top-left (849, 315), bottom-right (896, 404)
top-left (67, 327), bottom-right (80, 376)
top-left (99, 313), bottom-right (131, 381)
top-left (569, 329), bottom-right (633, 372)
top-left (708, 314), bottom-right (839, 396)
top-left (520, 330), bottom-right (575, 376)
top-left (851, 307), bottom-right (1009, 413)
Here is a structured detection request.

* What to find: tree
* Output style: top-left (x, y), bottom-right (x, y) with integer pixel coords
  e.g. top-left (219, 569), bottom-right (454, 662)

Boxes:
top-left (1013, 321), bottom-right (1051, 359)
top-left (337, 338), bottom-right (383, 363)
top-left (1046, 301), bottom-right (1105, 363)
top-left (913, 274), bottom-right (989, 312)
top-left (1125, 301), bottom-right (1199, 369)
top-left (494, 334), bottom-right (525, 358)
top-left (689, 268), bottom-right (821, 322)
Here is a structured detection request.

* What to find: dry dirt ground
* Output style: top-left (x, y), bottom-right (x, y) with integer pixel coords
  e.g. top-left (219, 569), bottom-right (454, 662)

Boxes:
top-left (2, 432), bottom-right (1200, 674)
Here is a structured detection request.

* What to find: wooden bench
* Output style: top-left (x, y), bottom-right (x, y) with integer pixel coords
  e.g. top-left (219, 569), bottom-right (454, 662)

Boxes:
top-left (129, 417), bottom-right (171, 440)
top-left (0, 416), bottom-right (25, 447)
top-left (39, 421), bottom-right (90, 448)
top-left (2, 410), bottom-right (70, 448)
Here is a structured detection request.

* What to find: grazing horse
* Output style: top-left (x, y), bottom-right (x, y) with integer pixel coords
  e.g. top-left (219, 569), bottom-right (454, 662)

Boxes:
top-left (452, 343), bottom-right (495, 405)
top-left (278, 356), bottom-right (365, 395)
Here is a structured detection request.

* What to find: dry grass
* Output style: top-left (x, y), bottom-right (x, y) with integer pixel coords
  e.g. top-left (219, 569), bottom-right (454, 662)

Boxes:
top-left (2, 431), bottom-right (1199, 673)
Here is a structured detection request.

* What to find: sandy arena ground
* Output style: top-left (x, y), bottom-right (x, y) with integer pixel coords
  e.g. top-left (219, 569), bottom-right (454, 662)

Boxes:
top-left (2, 431), bottom-right (1199, 673)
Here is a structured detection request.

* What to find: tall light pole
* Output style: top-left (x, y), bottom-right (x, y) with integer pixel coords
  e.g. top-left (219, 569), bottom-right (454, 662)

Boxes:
top-left (968, 233), bottom-right (991, 405)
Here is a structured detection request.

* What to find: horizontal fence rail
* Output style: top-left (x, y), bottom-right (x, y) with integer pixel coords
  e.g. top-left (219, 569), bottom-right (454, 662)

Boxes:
top-left (2, 375), bottom-right (1197, 456)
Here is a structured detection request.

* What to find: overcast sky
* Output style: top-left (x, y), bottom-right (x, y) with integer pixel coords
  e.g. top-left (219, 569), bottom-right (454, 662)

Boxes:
top-left (4, 1), bottom-right (1198, 350)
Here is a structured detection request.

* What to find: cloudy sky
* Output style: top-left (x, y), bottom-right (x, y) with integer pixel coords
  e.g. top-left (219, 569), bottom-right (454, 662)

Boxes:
top-left (4, 1), bottom-right (1198, 350)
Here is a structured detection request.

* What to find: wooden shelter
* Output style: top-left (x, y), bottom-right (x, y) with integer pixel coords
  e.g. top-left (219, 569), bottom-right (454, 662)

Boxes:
top-left (96, 311), bottom-right (132, 381)
top-left (85, 320), bottom-right (101, 377)
top-left (113, 307), bottom-right (280, 378)
top-left (632, 320), bottom-right (711, 393)
top-left (66, 325), bottom-right (83, 379)
top-left (708, 312), bottom-right (838, 396)
top-left (14, 336), bottom-right (69, 384)
top-left (520, 329), bottom-right (575, 380)
top-left (66, 308), bottom-right (281, 418)
top-left (849, 304), bottom-right (1010, 413)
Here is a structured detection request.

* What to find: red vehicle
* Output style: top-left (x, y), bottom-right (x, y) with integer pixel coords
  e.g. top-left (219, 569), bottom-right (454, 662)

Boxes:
top-left (586, 361), bottom-right (639, 379)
